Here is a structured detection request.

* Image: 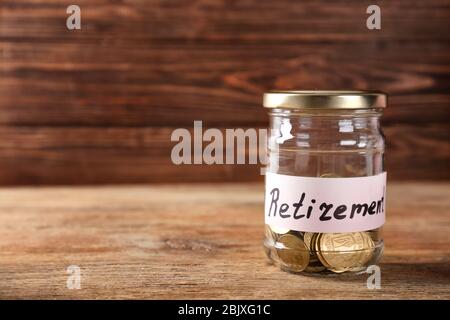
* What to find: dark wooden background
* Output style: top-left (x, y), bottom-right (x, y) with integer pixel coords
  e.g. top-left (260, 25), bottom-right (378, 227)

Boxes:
top-left (0, 0), bottom-right (448, 185)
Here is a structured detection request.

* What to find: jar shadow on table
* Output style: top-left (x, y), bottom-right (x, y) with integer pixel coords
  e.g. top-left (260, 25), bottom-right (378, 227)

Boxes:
top-left (264, 256), bottom-right (450, 286)
top-left (375, 261), bottom-right (450, 285)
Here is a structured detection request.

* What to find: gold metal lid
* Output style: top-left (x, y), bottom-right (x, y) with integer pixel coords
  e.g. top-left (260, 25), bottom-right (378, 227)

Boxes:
top-left (263, 90), bottom-right (387, 109)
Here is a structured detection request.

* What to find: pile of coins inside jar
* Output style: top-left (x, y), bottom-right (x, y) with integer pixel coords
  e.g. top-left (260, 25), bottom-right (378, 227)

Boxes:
top-left (264, 225), bottom-right (382, 274)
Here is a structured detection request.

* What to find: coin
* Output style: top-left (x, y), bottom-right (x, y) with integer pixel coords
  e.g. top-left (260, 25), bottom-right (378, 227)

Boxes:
top-left (358, 231), bottom-right (375, 266)
top-left (276, 234), bottom-right (310, 272)
top-left (313, 234), bottom-right (334, 270)
top-left (367, 228), bottom-right (382, 242)
top-left (316, 232), bottom-right (374, 273)
top-left (305, 249), bottom-right (327, 273)
top-left (303, 233), bottom-right (326, 272)
top-left (303, 232), bottom-right (316, 250)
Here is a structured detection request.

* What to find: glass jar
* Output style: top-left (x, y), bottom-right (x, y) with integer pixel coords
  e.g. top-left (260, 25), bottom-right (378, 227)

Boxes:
top-left (263, 91), bottom-right (387, 275)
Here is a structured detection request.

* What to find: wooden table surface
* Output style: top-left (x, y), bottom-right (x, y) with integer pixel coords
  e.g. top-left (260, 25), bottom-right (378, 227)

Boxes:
top-left (0, 182), bottom-right (449, 299)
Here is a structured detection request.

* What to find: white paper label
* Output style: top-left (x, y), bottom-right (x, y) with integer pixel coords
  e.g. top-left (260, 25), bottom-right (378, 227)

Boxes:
top-left (265, 172), bottom-right (387, 233)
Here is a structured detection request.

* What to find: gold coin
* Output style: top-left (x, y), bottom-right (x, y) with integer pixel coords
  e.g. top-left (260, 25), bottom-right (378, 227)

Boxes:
top-left (303, 234), bottom-right (325, 272)
top-left (313, 234), bottom-right (334, 271)
top-left (317, 232), bottom-right (374, 273)
top-left (318, 232), bottom-right (374, 272)
top-left (303, 233), bottom-right (326, 272)
top-left (358, 231), bottom-right (375, 266)
top-left (276, 234), bottom-right (310, 272)
top-left (269, 225), bottom-right (290, 235)
top-left (341, 232), bottom-right (375, 271)
top-left (305, 252), bottom-right (327, 273)
top-left (303, 232), bottom-right (316, 250)
top-left (367, 228), bottom-right (382, 242)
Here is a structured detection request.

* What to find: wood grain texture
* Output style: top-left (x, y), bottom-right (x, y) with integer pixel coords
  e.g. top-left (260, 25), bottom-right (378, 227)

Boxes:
top-left (0, 0), bottom-right (449, 184)
top-left (0, 182), bottom-right (448, 299)
top-left (0, 125), bottom-right (447, 185)
top-left (1, 0), bottom-right (448, 42)
top-left (0, 43), bottom-right (448, 127)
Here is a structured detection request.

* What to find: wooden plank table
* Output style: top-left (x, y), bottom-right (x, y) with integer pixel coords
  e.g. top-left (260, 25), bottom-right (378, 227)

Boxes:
top-left (0, 183), bottom-right (448, 299)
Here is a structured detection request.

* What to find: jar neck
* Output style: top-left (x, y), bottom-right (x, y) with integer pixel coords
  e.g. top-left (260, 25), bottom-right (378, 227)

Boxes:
top-left (268, 108), bottom-right (384, 151)
top-left (268, 108), bottom-right (383, 118)
top-left (269, 108), bottom-right (382, 130)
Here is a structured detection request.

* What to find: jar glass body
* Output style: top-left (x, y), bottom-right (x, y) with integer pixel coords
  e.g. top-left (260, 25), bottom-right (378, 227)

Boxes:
top-left (264, 108), bottom-right (385, 274)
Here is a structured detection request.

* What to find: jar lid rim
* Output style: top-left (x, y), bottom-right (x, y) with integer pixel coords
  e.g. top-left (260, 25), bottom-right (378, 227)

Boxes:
top-left (263, 90), bottom-right (387, 109)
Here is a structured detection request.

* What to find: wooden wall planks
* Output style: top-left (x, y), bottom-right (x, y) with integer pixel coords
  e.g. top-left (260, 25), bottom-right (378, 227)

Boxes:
top-left (0, 125), bottom-right (446, 184)
top-left (0, 0), bottom-right (449, 184)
